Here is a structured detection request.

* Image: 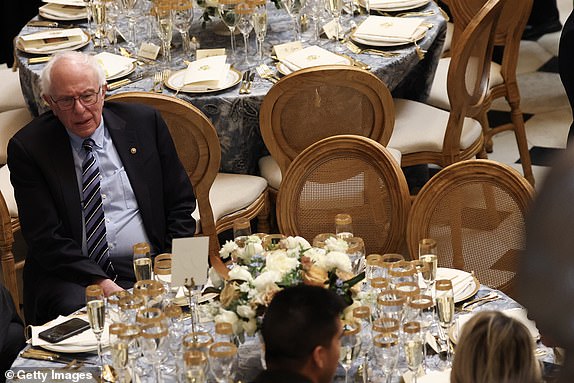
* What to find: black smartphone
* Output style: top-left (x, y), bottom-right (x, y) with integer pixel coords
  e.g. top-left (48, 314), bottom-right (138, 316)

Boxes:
top-left (38, 317), bottom-right (91, 343)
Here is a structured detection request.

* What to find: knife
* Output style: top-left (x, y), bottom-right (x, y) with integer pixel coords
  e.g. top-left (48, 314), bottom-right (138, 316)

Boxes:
top-left (20, 348), bottom-right (97, 365)
top-left (26, 20), bottom-right (78, 29)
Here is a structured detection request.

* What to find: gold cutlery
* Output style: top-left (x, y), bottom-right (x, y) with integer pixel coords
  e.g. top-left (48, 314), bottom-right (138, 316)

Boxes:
top-left (21, 348), bottom-right (96, 365)
top-left (151, 71), bottom-right (162, 92)
top-left (160, 69), bottom-right (171, 93)
top-left (255, 64), bottom-right (280, 84)
top-left (344, 40), bottom-right (400, 58)
top-left (239, 70), bottom-right (251, 94)
top-left (28, 56), bottom-right (52, 64)
top-left (107, 74), bottom-right (143, 91)
top-left (460, 292), bottom-right (500, 312)
top-left (245, 72), bottom-right (255, 94)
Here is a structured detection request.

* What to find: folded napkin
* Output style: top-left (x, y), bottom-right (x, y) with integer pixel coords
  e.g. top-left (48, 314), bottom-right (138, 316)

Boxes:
top-left (282, 45), bottom-right (348, 72)
top-left (39, 3), bottom-right (87, 19)
top-left (94, 52), bottom-right (136, 79)
top-left (31, 315), bottom-right (110, 348)
top-left (454, 308), bottom-right (539, 342)
top-left (368, 0), bottom-right (427, 9)
top-left (183, 55), bottom-right (229, 89)
top-left (18, 28), bottom-right (87, 53)
top-left (416, 369), bottom-right (451, 383)
top-left (353, 16), bottom-right (426, 43)
top-left (42, 0), bottom-right (86, 6)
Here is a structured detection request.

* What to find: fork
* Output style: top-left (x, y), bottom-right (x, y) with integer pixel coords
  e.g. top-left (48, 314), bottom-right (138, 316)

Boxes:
top-left (159, 69), bottom-right (171, 93)
top-left (344, 40), bottom-right (400, 58)
top-left (256, 64), bottom-right (280, 84)
top-left (150, 71), bottom-right (162, 92)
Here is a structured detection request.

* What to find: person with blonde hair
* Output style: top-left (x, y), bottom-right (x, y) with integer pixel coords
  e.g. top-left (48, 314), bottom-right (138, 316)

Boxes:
top-left (451, 311), bottom-right (541, 383)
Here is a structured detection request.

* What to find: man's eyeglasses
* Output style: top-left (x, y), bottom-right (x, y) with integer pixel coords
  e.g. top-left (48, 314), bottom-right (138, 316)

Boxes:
top-left (50, 87), bottom-right (102, 110)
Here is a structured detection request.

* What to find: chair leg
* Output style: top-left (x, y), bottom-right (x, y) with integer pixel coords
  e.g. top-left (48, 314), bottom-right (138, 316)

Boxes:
top-left (477, 109), bottom-right (494, 153)
top-left (256, 190), bottom-right (271, 234)
top-left (509, 102), bottom-right (534, 186)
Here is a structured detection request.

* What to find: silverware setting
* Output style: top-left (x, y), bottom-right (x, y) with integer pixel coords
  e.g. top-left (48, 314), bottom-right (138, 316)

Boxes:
top-left (20, 348), bottom-right (96, 366)
top-left (239, 70), bottom-right (252, 94)
top-left (375, 9), bottom-right (436, 17)
top-left (344, 40), bottom-right (401, 58)
top-left (256, 64), bottom-right (280, 84)
top-left (28, 56), bottom-right (52, 65)
top-left (107, 73), bottom-right (144, 91)
top-left (460, 292), bottom-right (501, 312)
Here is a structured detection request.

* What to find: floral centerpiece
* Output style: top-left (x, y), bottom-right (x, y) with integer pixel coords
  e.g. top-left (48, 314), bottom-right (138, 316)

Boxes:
top-left (206, 235), bottom-right (365, 340)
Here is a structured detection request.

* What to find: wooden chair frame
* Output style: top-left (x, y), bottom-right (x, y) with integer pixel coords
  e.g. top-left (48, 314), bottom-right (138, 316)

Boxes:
top-left (0, 191), bottom-right (22, 315)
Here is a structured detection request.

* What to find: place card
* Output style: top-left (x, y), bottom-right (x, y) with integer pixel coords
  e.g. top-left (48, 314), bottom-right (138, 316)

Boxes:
top-left (322, 19), bottom-right (341, 40)
top-left (196, 48), bottom-right (226, 60)
top-left (172, 236), bottom-right (210, 287)
top-left (272, 41), bottom-right (303, 61)
top-left (138, 42), bottom-right (160, 60)
top-left (39, 3), bottom-right (87, 19)
top-left (183, 55), bottom-right (229, 88)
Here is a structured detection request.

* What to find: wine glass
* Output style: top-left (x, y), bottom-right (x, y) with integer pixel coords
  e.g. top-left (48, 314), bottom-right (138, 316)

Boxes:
top-left (218, 0), bottom-right (241, 59)
top-left (376, 289), bottom-right (405, 322)
top-left (173, 0), bottom-right (195, 57)
top-left (86, 285), bottom-right (106, 366)
top-left (119, 0), bottom-right (139, 50)
top-left (380, 253), bottom-right (405, 279)
top-left (140, 323), bottom-right (169, 383)
top-left (403, 321), bottom-right (424, 383)
top-left (133, 242), bottom-right (152, 281)
top-left (154, 254), bottom-right (173, 302)
top-left (104, 0), bottom-right (121, 52)
top-left (153, 3), bottom-right (174, 68)
top-left (388, 260), bottom-right (416, 288)
top-left (353, 307), bottom-right (372, 383)
top-left (435, 279), bottom-right (454, 367)
top-left (345, 236), bottom-right (365, 274)
top-left (251, 0), bottom-right (267, 62)
top-left (118, 324), bottom-right (141, 383)
top-left (325, 0), bottom-right (343, 49)
top-left (339, 321), bottom-right (361, 383)
top-left (419, 238), bottom-right (438, 293)
top-left (408, 295), bottom-right (434, 372)
top-left (184, 350), bottom-right (208, 383)
top-left (208, 342), bottom-right (238, 383)
top-left (283, 0), bottom-right (305, 41)
top-left (236, 2), bottom-right (254, 65)
top-left (372, 333), bottom-right (399, 383)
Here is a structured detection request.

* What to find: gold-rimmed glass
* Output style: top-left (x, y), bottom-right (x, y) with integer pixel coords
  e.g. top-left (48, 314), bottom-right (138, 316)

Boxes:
top-left (108, 290), bottom-right (131, 323)
top-left (109, 323), bottom-right (129, 382)
top-left (86, 285), bottom-right (106, 366)
top-left (372, 332), bottom-right (399, 383)
top-left (419, 238), bottom-right (438, 292)
top-left (407, 294), bottom-right (434, 371)
top-left (133, 279), bottom-right (165, 308)
top-left (136, 307), bottom-right (166, 326)
top-left (403, 321), bottom-right (424, 383)
top-left (366, 254), bottom-right (383, 280)
top-left (184, 350), bottom-right (208, 383)
top-left (133, 242), bottom-right (152, 281)
top-left (208, 342), bottom-right (238, 383)
top-left (340, 321), bottom-right (361, 383)
top-left (353, 307), bottom-right (371, 382)
top-left (388, 260), bottom-right (416, 287)
top-left (395, 281), bottom-right (420, 305)
top-left (372, 317), bottom-right (400, 335)
top-left (218, 0), bottom-right (241, 58)
top-left (376, 289), bottom-right (406, 322)
top-left (140, 323), bottom-right (169, 383)
top-left (118, 324), bottom-right (141, 382)
top-left (380, 253), bottom-right (405, 278)
top-left (335, 213), bottom-right (353, 238)
top-left (214, 322), bottom-right (234, 343)
top-left (262, 234), bottom-right (286, 251)
top-left (345, 236), bottom-right (365, 274)
top-left (118, 295), bottom-right (145, 324)
top-left (154, 254), bottom-right (173, 301)
top-left (435, 279), bottom-right (454, 366)
top-left (312, 233), bottom-right (336, 248)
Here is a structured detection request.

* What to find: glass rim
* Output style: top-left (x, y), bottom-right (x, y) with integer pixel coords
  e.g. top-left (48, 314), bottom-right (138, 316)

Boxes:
top-left (372, 317), bottom-right (400, 333)
top-left (403, 321), bottom-right (421, 334)
top-left (184, 331), bottom-right (214, 349)
top-left (373, 333), bottom-right (399, 347)
top-left (140, 323), bottom-right (168, 339)
top-left (209, 341), bottom-right (238, 357)
top-left (215, 322), bottom-right (233, 335)
top-left (352, 306), bottom-right (371, 319)
top-left (435, 279), bottom-right (453, 291)
top-left (184, 350), bottom-right (207, 366)
top-left (85, 284), bottom-right (103, 298)
top-left (395, 281), bottom-right (420, 297)
top-left (408, 294), bottom-right (434, 309)
top-left (370, 277), bottom-right (389, 289)
top-left (335, 213), bottom-right (352, 225)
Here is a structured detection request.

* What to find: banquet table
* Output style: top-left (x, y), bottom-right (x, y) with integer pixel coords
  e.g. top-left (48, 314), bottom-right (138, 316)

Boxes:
top-left (15, 2), bottom-right (447, 175)
top-left (8, 285), bottom-right (556, 383)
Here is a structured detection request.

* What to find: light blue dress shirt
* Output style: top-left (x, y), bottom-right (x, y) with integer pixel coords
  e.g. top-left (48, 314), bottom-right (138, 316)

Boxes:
top-left (67, 120), bottom-right (150, 263)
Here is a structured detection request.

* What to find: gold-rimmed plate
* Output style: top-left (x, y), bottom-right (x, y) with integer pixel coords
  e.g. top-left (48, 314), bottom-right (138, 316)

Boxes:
top-left (165, 68), bottom-right (242, 94)
top-left (365, 0), bottom-right (430, 11)
top-left (436, 267), bottom-right (480, 303)
top-left (16, 28), bottom-right (91, 55)
top-left (275, 55), bottom-right (354, 76)
top-left (351, 27), bottom-right (427, 47)
top-left (106, 62), bottom-right (137, 81)
top-left (39, 3), bottom-right (87, 21)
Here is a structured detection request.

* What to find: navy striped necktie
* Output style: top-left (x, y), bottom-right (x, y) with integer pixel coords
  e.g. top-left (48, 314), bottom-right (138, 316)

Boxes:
top-left (82, 138), bottom-right (116, 280)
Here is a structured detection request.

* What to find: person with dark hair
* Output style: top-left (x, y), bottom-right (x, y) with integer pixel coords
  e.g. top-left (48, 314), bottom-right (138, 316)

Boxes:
top-left (0, 283), bottom-right (26, 383)
top-left (451, 311), bottom-right (541, 383)
top-left (255, 285), bottom-right (346, 383)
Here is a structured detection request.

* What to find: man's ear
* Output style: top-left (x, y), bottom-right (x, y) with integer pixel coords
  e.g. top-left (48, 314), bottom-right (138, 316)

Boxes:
top-left (311, 345), bottom-right (326, 369)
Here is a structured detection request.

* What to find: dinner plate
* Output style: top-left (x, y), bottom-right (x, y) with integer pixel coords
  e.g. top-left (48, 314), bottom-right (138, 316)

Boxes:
top-left (351, 27), bottom-right (427, 47)
top-left (16, 29), bottom-right (90, 55)
top-left (366, 0), bottom-right (430, 11)
top-left (106, 62), bottom-right (137, 81)
top-left (173, 292), bottom-right (219, 306)
top-left (275, 55), bottom-right (354, 75)
top-left (436, 267), bottom-right (480, 303)
top-left (39, 3), bottom-right (87, 20)
top-left (165, 68), bottom-right (241, 94)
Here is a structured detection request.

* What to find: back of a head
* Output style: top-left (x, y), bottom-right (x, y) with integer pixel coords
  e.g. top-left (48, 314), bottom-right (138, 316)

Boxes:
top-left (451, 311), bottom-right (541, 383)
top-left (262, 285), bottom-right (346, 369)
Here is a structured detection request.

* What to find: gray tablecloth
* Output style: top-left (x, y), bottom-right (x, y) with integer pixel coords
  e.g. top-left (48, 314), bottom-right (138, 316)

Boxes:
top-left (15, 3), bottom-right (446, 175)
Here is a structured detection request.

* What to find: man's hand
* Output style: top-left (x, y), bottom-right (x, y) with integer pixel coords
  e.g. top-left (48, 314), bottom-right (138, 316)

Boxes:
top-left (94, 278), bottom-right (124, 296)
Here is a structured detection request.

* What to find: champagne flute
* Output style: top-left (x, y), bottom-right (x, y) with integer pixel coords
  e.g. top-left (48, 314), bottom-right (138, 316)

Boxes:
top-left (218, 0), bottom-right (241, 59)
top-left (251, 0), bottom-right (267, 62)
top-left (118, 324), bottom-right (141, 383)
top-left (236, 2), bottom-right (254, 65)
top-left (419, 238), bottom-right (438, 293)
top-left (403, 321), bottom-right (424, 383)
top-left (153, 3), bottom-right (174, 68)
top-left (119, 0), bottom-right (139, 50)
top-left (435, 279), bottom-right (454, 367)
top-left (109, 323), bottom-right (129, 383)
top-left (184, 350), bottom-right (208, 383)
top-left (326, 0), bottom-right (344, 50)
top-left (208, 342), bottom-right (238, 383)
top-left (86, 284), bottom-right (106, 366)
top-left (283, 0), bottom-right (305, 41)
top-left (140, 323), bottom-right (169, 383)
top-left (104, 0), bottom-right (120, 52)
top-left (133, 242), bottom-right (152, 281)
top-left (353, 307), bottom-right (372, 383)
top-left (408, 295), bottom-right (434, 372)
top-left (92, 0), bottom-right (107, 48)
top-left (372, 333), bottom-right (399, 383)
top-left (173, 0), bottom-right (195, 57)
top-left (339, 322), bottom-right (361, 383)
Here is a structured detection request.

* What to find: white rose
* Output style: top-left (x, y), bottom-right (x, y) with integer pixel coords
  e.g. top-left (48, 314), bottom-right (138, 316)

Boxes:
top-left (208, 267), bottom-right (224, 289)
top-left (323, 251), bottom-right (352, 273)
top-left (265, 251), bottom-right (299, 276)
top-left (324, 237), bottom-right (349, 253)
top-left (243, 318), bottom-right (258, 336)
top-left (283, 236), bottom-right (311, 251)
top-left (214, 309), bottom-right (241, 334)
top-left (228, 265), bottom-right (253, 282)
top-left (253, 270), bottom-right (281, 291)
top-left (245, 235), bottom-right (263, 245)
top-left (237, 304), bottom-right (256, 319)
top-left (219, 240), bottom-right (238, 259)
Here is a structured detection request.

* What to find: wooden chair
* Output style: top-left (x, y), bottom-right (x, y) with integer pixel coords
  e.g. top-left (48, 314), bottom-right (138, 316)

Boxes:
top-left (427, 0), bottom-right (535, 185)
top-left (388, 0), bottom-right (504, 173)
top-left (106, 92), bottom-right (270, 278)
top-left (277, 135), bottom-right (410, 255)
top-left (406, 159), bottom-right (534, 296)
top-left (259, 66), bottom-right (400, 221)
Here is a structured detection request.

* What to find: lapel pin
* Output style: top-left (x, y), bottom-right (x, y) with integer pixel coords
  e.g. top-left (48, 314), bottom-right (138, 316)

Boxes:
top-left (130, 147), bottom-right (137, 154)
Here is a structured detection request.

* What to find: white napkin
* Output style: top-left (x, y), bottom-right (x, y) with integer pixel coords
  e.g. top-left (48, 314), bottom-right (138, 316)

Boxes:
top-left (18, 28), bottom-right (87, 53)
top-left (94, 52), bottom-right (136, 79)
top-left (183, 55), bottom-right (229, 89)
top-left (43, 0), bottom-right (86, 6)
top-left (39, 3), bottom-right (87, 19)
top-left (416, 369), bottom-right (451, 383)
top-left (30, 315), bottom-right (110, 348)
top-left (368, 0), bottom-right (427, 9)
top-left (282, 45), bottom-right (348, 72)
top-left (354, 16), bottom-right (426, 42)
top-left (454, 308), bottom-right (540, 343)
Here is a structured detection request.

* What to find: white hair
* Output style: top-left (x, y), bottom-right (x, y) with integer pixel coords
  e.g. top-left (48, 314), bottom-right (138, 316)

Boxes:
top-left (40, 51), bottom-right (106, 97)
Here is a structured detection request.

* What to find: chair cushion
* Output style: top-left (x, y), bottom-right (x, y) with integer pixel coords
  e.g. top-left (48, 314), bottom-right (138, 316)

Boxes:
top-left (388, 98), bottom-right (482, 154)
top-left (0, 108), bottom-right (33, 164)
top-left (0, 165), bottom-right (18, 217)
top-left (426, 58), bottom-right (505, 111)
top-left (441, 21), bottom-right (454, 55)
top-left (192, 173), bottom-right (268, 230)
top-left (0, 69), bottom-right (28, 113)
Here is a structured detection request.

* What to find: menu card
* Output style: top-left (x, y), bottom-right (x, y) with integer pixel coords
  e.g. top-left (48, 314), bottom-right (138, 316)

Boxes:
top-left (183, 55), bottom-right (229, 88)
top-left (282, 45), bottom-right (348, 71)
top-left (354, 16), bottom-right (425, 42)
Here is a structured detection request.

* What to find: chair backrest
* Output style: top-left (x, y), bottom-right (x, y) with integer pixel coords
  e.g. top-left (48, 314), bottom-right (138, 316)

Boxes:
top-left (0, 189), bottom-right (22, 315)
top-left (406, 159), bottom-right (534, 294)
top-left (259, 66), bottom-right (395, 177)
top-left (277, 135), bottom-right (410, 255)
top-left (105, 92), bottom-right (227, 277)
top-left (442, 0), bottom-right (504, 161)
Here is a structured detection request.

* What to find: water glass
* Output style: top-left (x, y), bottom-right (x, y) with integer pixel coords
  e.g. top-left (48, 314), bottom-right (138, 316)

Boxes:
top-left (251, 0), bottom-right (267, 62)
top-left (173, 0), bottom-right (195, 57)
top-left (208, 342), bottom-right (238, 383)
top-left (218, 0), bottom-right (241, 58)
top-left (335, 213), bottom-right (353, 238)
top-left (372, 332), bottom-right (399, 383)
top-left (184, 350), bottom-right (208, 383)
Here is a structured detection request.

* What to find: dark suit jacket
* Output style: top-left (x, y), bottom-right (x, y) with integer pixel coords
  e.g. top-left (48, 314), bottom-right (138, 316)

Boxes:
top-left (560, 10), bottom-right (574, 143)
top-left (0, 283), bottom-right (25, 382)
top-left (7, 102), bottom-right (196, 325)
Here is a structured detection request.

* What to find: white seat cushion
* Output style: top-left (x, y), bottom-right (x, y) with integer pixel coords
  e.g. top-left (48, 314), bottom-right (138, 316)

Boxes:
top-left (388, 98), bottom-right (482, 154)
top-left (0, 108), bottom-right (33, 164)
top-left (0, 165), bottom-right (18, 217)
top-left (0, 69), bottom-right (28, 113)
top-left (426, 58), bottom-right (504, 111)
top-left (192, 173), bottom-right (268, 231)
top-left (259, 148), bottom-right (402, 191)
top-left (441, 21), bottom-right (454, 55)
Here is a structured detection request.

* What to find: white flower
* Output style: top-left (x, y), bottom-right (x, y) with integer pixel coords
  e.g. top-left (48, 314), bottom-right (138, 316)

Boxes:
top-left (239, 283), bottom-right (251, 293)
top-left (237, 304), bottom-right (256, 319)
top-left (219, 240), bottom-right (238, 259)
top-left (265, 250), bottom-right (299, 276)
top-left (252, 270), bottom-right (281, 291)
top-left (245, 235), bottom-right (263, 245)
top-left (306, 247), bottom-right (327, 263)
top-left (283, 236), bottom-right (311, 251)
top-left (322, 251), bottom-right (352, 273)
top-left (214, 309), bottom-right (241, 334)
top-left (208, 267), bottom-right (224, 289)
top-left (243, 318), bottom-right (258, 336)
top-left (324, 237), bottom-right (349, 253)
top-left (228, 265), bottom-right (253, 282)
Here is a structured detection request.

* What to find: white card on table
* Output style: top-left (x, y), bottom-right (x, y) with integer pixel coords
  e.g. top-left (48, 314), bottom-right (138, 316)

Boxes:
top-left (138, 42), bottom-right (160, 60)
top-left (272, 41), bottom-right (303, 61)
top-left (171, 236), bottom-right (210, 287)
top-left (196, 48), bottom-right (226, 60)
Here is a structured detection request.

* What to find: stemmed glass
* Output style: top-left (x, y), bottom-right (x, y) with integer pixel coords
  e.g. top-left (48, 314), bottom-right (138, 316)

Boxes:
top-left (419, 238), bottom-right (438, 293)
top-left (133, 242), bottom-right (152, 282)
top-left (92, 0), bottom-right (107, 48)
top-left (236, 2), bottom-right (254, 65)
top-left (251, 0), bottom-right (267, 62)
top-left (283, 0), bottom-right (305, 41)
top-left (109, 323), bottom-right (129, 383)
top-left (119, 324), bottom-right (141, 383)
top-left (173, 0), bottom-right (195, 57)
top-left (408, 295), bottom-right (434, 372)
top-left (184, 350), bottom-right (208, 383)
top-left (339, 322), bottom-right (361, 383)
top-left (218, 0), bottom-right (241, 59)
top-left (83, 0), bottom-right (94, 38)
top-left (104, 0), bottom-right (121, 52)
top-left (326, 0), bottom-right (343, 50)
top-left (140, 323), bottom-right (169, 383)
top-left (353, 307), bottom-right (372, 383)
top-left (119, 0), bottom-right (139, 50)
top-left (208, 342), bottom-right (238, 383)
top-left (153, 2), bottom-right (174, 68)
top-left (86, 285), bottom-right (106, 366)
top-left (372, 332), bottom-right (399, 383)
top-left (403, 321), bottom-right (424, 383)
top-left (435, 279), bottom-right (454, 367)
top-left (345, 236), bottom-right (365, 274)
